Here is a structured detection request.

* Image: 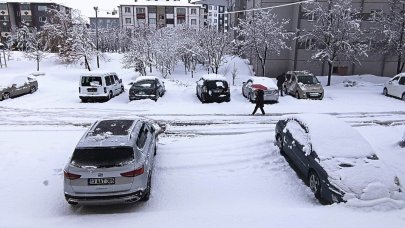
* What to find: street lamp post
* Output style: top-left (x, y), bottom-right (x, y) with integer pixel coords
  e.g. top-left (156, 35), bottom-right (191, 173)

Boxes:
top-left (94, 6), bottom-right (100, 69)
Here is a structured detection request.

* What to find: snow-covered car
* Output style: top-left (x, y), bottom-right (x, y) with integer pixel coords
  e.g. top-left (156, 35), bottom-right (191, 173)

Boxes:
top-left (196, 74), bottom-right (230, 103)
top-left (242, 76), bottom-right (279, 103)
top-left (79, 72), bottom-right (124, 102)
top-left (284, 71), bottom-right (324, 100)
top-left (64, 118), bottom-right (157, 205)
top-left (0, 75), bottom-right (38, 101)
top-left (129, 76), bottom-right (166, 102)
top-left (275, 114), bottom-right (403, 204)
top-left (383, 73), bottom-right (405, 101)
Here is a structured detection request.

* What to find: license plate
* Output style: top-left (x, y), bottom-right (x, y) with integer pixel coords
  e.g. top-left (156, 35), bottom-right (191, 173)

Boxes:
top-left (213, 89), bottom-right (222, 93)
top-left (87, 88), bottom-right (97, 92)
top-left (88, 178), bottom-right (115, 185)
top-left (310, 93), bottom-right (319, 96)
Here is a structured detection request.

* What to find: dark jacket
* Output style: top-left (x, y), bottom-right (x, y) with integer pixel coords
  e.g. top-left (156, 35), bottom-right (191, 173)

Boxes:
top-left (256, 89), bottom-right (264, 105)
top-left (276, 74), bottom-right (286, 88)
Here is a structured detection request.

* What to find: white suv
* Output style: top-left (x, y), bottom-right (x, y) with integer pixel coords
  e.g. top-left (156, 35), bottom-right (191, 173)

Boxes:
top-left (79, 72), bottom-right (124, 102)
top-left (383, 73), bottom-right (405, 101)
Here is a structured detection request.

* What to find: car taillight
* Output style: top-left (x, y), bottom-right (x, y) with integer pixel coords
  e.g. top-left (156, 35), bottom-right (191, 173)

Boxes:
top-left (64, 170), bottom-right (81, 180)
top-left (120, 166), bottom-right (144, 177)
top-left (104, 87), bottom-right (107, 93)
top-left (203, 86), bottom-right (207, 93)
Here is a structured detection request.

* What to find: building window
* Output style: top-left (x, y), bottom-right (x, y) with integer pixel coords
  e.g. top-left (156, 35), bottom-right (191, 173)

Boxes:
top-left (39, 16), bottom-right (47, 22)
top-left (370, 9), bottom-right (381, 22)
top-left (148, 6), bottom-right (157, 13)
top-left (165, 6), bottom-right (174, 14)
top-left (125, 18), bottom-right (132, 24)
top-left (214, 19), bottom-right (217, 23)
top-left (136, 8), bottom-right (146, 19)
top-left (209, 5), bottom-right (212, 10)
top-left (177, 8), bottom-right (186, 15)
top-left (0, 4), bottom-right (8, 11)
top-left (149, 18), bottom-right (156, 24)
top-left (214, 6), bottom-right (217, 10)
top-left (307, 12), bottom-right (315, 21)
top-left (166, 18), bottom-right (174, 24)
top-left (214, 13), bottom-right (217, 17)
top-left (0, 15), bottom-right (9, 21)
top-left (191, 19), bottom-right (196, 25)
top-left (191, 8), bottom-right (197, 15)
top-left (38, 5), bottom-right (47, 11)
top-left (209, 12), bottom-right (212, 16)
top-left (20, 4), bottom-right (30, 11)
top-left (125, 7), bottom-right (131, 13)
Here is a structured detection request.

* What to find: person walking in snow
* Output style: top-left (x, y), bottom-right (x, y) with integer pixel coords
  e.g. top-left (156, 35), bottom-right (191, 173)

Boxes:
top-left (276, 73), bottom-right (286, 96)
top-left (251, 89), bottom-right (265, 115)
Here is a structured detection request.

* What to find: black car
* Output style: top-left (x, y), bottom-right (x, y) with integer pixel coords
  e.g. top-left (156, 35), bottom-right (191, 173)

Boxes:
top-left (275, 114), bottom-right (402, 204)
top-left (196, 74), bottom-right (230, 103)
top-left (129, 76), bottom-right (166, 102)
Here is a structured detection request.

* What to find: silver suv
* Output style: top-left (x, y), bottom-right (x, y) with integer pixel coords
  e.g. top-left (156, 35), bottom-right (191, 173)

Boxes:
top-left (64, 118), bottom-right (157, 205)
top-left (284, 71), bottom-right (324, 100)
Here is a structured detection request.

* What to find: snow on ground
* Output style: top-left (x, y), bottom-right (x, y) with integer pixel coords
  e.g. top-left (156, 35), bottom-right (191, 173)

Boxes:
top-left (0, 52), bottom-right (405, 227)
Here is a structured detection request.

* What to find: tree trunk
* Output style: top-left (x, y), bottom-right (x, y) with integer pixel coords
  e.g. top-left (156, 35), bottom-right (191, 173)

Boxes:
top-left (85, 56), bottom-right (91, 71)
top-left (215, 66), bottom-right (219, 74)
top-left (397, 53), bottom-right (402, 74)
top-left (327, 62), bottom-right (333, 86)
top-left (37, 55), bottom-right (40, 71)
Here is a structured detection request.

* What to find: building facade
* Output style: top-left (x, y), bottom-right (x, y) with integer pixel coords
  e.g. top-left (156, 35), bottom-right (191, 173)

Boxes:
top-left (194, 0), bottom-right (229, 32)
top-left (0, 1), bottom-right (69, 42)
top-left (241, 0), bottom-right (396, 77)
top-left (118, 0), bottom-right (203, 30)
top-left (89, 14), bottom-right (120, 30)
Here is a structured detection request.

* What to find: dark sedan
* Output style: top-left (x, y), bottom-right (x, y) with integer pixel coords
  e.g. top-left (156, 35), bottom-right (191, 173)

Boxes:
top-left (196, 74), bottom-right (230, 103)
top-left (275, 114), bottom-right (402, 205)
top-left (129, 76), bottom-right (165, 102)
top-left (0, 76), bottom-right (38, 101)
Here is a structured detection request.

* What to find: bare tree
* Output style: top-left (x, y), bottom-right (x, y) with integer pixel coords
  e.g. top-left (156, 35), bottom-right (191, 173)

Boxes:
top-left (299, 0), bottom-right (368, 86)
top-left (236, 9), bottom-right (291, 76)
top-left (22, 26), bottom-right (46, 71)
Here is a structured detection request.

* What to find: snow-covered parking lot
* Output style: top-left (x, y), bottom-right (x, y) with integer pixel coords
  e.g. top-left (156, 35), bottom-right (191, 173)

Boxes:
top-left (1, 53), bottom-right (405, 227)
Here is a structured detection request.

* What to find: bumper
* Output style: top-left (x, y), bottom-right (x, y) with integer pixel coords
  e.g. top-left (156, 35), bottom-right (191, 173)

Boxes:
top-left (263, 94), bottom-right (279, 102)
top-left (203, 93), bottom-right (230, 102)
top-left (65, 190), bottom-right (145, 205)
top-left (129, 94), bottom-right (157, 101)
top-left (301, 91), bottom-right (324, 99)
top-left (79, 94), bottom-right (109, 101)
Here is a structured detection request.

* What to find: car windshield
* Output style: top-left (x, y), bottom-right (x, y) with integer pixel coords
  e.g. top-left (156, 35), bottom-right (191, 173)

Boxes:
top-left (297, 75), bottom-right (319, 85)
top-left (133, 80), bottom-right (155, 89)
top-left (206, 80), bottom-right (228, 89)
top-left (82, 76), bottom-right (102, 86)
top-left (71, 147), bottom-right (135, 168)
top-left (89, 120), bottom-right (135, 136)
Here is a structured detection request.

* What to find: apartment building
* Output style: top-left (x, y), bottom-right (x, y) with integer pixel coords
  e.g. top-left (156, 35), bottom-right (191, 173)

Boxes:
top-left (118, 0), bottom-right (203, 30)
top-left (243, 0), bottom-right (396, 77)
top-left (193, 0), bottom-right (229, 32)
top-left (0, 0), bottom-right (69, 42)
top-left (89, 12), bottom-right (120, 29)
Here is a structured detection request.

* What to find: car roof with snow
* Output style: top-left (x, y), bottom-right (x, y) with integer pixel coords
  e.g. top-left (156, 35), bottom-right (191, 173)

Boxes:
top-left (80, 72), bottom-right (117, 77)
top-left (0, 75), bottom-right (36, 87)
top-left (76, 119), bottom-right (141, 148)
top-left (134, 76), bottom-right (161, 83)
top-left (201, 74), bottom-right (227, 81)
top-left (282, 114), bottom-right (375, 160)
top-left (287, 71), bottom-right (314, 76)
top-left (248, 76), bottom-right (277, 89)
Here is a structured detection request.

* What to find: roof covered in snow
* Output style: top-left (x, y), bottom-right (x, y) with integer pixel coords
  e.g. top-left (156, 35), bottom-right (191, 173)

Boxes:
top-left (249, 76), bottom-right (277, 90)
top-left (201, 74), bottom-right (227, 81)
top-left (118, 0), bottom-right (200, 7)
top-left (134, 76), bottom-right (160, 83)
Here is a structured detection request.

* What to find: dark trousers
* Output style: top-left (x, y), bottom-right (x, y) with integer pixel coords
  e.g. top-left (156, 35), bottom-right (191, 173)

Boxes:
top-left (252, 103), bottom-right (265, 115)
top-left (278, 86), bottom-right (283, 96)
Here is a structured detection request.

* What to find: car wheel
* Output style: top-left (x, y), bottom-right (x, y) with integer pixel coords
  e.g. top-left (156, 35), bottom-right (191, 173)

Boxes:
top-left (30, 87), bottom-right (36, 94)
top-left (81, 98), bottom-right (88, 103)
top-left (141, 173), bottom-right (152, 202)
top-left (295, 91), bottom-right (301, 99)
top-left (121, 86), bottom-right (125, 93)
top-left (284, 87), bottom-right (288, 95)
top-left (402, 93), bottom-right (405, 101)
top-left (2, 93), bottom-right (10, 100)
top-left (276, 135), bottom-right (283, 151)
top-left (154, 143), bottom-right (157, 156)
top-left (383, 88), bottom-right (388, 96)
top-left (248, 93), bottom-right (254, 103)
top-left (108, 91), bottom-right (113, 100)
top-left (154, 92), bottom-right (160, 102)
top-left (308, 171), bottom-right (321, 200)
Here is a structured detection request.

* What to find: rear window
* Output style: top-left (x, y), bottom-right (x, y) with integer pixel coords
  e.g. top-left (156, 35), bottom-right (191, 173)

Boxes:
top-left (206, 80), bottom-right (228, 89)
top-left (133, 80), bottom-right (155, 88)
top-left (89, 120), bottom-right (135, 136)
top-left (82, 76), bottom-right (102, 86)
top-left (297, 75), bottom-right (319, 84)
top-left (71, 147), bottom-right (135, 168)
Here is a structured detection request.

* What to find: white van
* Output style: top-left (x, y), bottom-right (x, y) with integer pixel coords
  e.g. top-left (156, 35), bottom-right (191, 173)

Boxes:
top-left (79, 72), bottom-right (124, 102)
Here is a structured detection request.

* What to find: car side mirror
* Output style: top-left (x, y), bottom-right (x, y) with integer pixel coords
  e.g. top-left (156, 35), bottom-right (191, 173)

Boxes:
top-left (128, 82), bottom-right (134, 86)
top-left (388, 81), bottom-right (393, 84)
